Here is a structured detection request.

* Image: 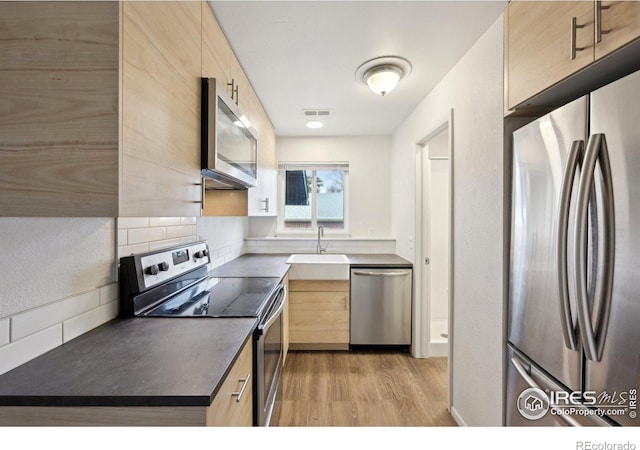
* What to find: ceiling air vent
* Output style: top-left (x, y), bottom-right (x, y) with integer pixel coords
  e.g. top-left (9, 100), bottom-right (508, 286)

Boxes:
top-left (302, 109), bottom-right (332, 117)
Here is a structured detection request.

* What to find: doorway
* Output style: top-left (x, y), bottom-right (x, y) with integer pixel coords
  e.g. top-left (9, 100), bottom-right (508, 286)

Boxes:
top-left (414, 111), bottom-right (453, 410)
top-left (422, 129), bottom-right (450, 357)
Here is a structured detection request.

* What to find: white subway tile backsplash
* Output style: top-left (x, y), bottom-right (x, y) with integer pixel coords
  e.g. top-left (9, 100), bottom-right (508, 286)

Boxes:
top-left (63, 301), bottom-right (119, 343)
top-left (244, 238), bottom-right (396, 255)
top-left (117, 217), bottom-right (149, 229)
top-left (11, 290), bottom-right (100, 341)
top-left (180, 217), bottom-right (197, 225)
top-left (148, 237), bottom-right (187, 252)
top-left (118, 243), bottom-right (150, 259)
top-left (99, 283), bottom-right (118, 305)
top-left (166, 225), bottom-right (194, 240)
top-left (127, 227), bottom-right (166, 245)
top-left (0, 319), bottom-right (9, 347)
top-left (117, 229), bottom-right (128, 246)
top-left (149, 217), bottom-right (182, 227)
top-left (0, 325), bottom-right (62, 376)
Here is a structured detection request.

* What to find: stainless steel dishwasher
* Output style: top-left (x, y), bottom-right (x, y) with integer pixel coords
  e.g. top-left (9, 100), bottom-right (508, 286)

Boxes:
top-left (350, 267), bottom-right (412, 347)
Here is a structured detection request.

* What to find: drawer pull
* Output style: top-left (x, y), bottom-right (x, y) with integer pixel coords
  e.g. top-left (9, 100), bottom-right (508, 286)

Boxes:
top-left (231, 373), bottom-right (251, 402)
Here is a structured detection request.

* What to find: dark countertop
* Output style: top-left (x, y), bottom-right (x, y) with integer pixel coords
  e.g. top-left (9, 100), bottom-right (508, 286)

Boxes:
top-left (346, 253), bottom-right (413, 268)
top-left (209, 254), bottom-right (291, 278)
top-left (0, 317), bottom-right (256, 407)
top-left (209, 253), bottom-right (412, 279)
top-left (0, 252), bottom-right (410, 408)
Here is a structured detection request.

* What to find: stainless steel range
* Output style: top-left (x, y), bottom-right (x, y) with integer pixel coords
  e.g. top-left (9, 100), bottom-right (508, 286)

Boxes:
top-left (119, 241), bottom-right (287, 426)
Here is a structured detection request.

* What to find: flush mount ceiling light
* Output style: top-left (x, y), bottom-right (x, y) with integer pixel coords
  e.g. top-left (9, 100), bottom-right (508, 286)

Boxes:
top-left (355, 56), bottom-right (412, 96)
top-left (306, 120), bottom-right (324, 129)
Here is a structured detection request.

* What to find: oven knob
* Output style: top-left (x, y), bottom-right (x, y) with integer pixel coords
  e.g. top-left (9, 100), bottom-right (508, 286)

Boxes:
top-left (194, 251), bottom-right (204, 259)
top-left (202, 249), bottom-right (209, 257)
top-left (158, 262), bottom-right (170, 272)
top-left (145, 264), bottom-right (159, 275)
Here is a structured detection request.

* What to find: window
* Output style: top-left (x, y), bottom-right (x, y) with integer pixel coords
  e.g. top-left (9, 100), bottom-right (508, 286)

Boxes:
top-left (279, 163), bottom-right (348, 232)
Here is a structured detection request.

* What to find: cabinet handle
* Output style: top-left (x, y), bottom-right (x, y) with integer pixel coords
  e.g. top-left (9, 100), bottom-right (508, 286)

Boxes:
top-left (261, 198), bottom-right (269, 212)
top-left (227, 78), bottom-right (238, 104)
top-left (195, 178), bottom-right (205, 209)
top-left (231, 373), bottom-right (251, 403)
top-left (570, 17), bottom-right (586, 60)
top-left (595, 0), bottom-right (611, 44)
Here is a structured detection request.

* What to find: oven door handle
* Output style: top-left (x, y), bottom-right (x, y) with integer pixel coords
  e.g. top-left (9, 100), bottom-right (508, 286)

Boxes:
top-left (258, 285), bottom-right (287, 335)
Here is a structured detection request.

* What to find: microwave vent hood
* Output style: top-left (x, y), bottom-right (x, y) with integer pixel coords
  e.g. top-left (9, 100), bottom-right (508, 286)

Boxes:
top-left (201, 78), bottom-right (258, 190)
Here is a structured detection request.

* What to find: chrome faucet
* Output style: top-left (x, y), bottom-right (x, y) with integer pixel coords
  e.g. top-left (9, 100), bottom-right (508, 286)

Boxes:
top-left (316, 226), bottom-right (327, 254)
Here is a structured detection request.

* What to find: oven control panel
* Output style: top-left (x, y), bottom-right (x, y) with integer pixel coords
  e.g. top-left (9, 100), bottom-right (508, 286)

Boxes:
top-left (139, 241), bottom-right (210, 289)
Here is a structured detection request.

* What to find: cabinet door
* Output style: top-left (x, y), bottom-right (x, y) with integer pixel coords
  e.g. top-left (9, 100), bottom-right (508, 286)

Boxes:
top-left (289, 290), bottom-right (350, 348)
top-left (0, 2), bottom-right (119, 216)
top-left (507, 1), bottom-right (594, 109)
top-left (121, 1), bottom-right (202, 217)
top-left (229, 55), bottom-right (251, 117)
top-left (206, 339), bottom-right (253, 426)
top-left (595, 1), bottom-right (640, 60)
top-left (202, 1), bottom-right (232, 84)
top-left (248, 114), bottom-right (278, 217)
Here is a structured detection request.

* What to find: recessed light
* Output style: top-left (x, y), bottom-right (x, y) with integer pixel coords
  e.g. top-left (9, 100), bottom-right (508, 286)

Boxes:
top-left (306, 120), bottom-right (324, 129)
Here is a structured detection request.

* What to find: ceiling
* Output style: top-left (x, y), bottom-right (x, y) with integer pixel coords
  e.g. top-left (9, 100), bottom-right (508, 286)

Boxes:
top-left (209, 1), bottom-right (507, 137)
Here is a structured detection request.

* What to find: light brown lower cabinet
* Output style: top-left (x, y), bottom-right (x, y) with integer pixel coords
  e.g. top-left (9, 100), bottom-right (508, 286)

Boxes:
top-left (206, 338), bottom-right (253, 426)
top-left (288, 280), bottom-right (350, 350)
top-left (0, 339), bottom-right (253, 427)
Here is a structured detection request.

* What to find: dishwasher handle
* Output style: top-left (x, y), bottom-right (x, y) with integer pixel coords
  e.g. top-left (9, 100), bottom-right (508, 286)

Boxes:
top-left (352, 271), bottom-right (410, 277)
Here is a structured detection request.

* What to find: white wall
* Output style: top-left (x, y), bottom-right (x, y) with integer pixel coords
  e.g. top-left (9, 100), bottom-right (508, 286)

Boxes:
top-left (260, 135), bottom-right (392, 238)
top-left (391, 17), bottom-right (505, 426)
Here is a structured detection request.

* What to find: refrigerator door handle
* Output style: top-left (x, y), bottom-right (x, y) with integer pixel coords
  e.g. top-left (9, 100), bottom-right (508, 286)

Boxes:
top-left (510, 357), bottom-right (582, 427)
top-left (557, 139), bottom-right (583, 351)
top-left (574, 133), bottom-right (615, 362)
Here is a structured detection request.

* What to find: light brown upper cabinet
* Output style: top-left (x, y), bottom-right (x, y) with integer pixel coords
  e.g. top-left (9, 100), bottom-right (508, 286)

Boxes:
top-left (201, 2), bottom-right (277, 218)
top-left (507, 1), bottom-right (594, 110)
top-left (0, 2), bottom-right (119, 217)
top-left (0, 1), bottom-right (203, 217)
top-left (506, 1), bottom-right (640, 111)
top-left (594, 1), bottom-right (640, 60)
top-left (121, 1), bottom-right (202, 217)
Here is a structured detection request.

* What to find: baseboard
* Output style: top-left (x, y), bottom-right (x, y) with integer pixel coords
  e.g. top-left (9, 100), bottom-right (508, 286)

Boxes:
top-left (450, 406), bottom-right (467, 427)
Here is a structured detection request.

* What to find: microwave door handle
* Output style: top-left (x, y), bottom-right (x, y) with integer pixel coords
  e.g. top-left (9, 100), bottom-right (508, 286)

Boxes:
top-left (574, 134), bottom-right (615, 362)
top-left (510, 357), bottom-right (582, 427)
top-left (258, 285), bottom-right (287, 334)
top-left (557, 140), bottom-right (583, 351)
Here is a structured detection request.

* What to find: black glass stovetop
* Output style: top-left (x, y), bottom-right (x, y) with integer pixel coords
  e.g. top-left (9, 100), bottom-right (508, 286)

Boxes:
top-left (143, 276), bottom-right (280, 318)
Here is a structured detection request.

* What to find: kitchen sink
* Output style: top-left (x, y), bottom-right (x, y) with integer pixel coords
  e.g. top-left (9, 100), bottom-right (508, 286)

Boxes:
top-left (286, 254), bottom-right (350, 280)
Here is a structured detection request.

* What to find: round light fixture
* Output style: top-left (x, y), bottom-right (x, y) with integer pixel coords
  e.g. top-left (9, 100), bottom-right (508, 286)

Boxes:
top-left (355, 56), bottom-right (412, 96)
top-left (305, 120), bottom-right (324, 129)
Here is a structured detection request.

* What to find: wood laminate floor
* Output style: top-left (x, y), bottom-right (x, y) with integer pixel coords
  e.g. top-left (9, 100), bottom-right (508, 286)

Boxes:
top-left (275, 350), bottom-right (457, 427)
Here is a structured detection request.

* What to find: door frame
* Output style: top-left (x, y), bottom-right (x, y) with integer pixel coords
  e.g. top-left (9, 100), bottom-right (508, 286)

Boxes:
top-left (413, 109), bottom-right (454, 410)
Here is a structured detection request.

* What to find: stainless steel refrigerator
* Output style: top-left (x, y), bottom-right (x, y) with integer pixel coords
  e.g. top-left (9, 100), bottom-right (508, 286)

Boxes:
top-left (506, 69), bottom-right (640, 427)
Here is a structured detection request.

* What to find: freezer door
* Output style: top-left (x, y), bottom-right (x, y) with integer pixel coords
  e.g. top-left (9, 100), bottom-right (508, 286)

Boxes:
top-left (509, 96), bottom-right (587, 391)
top-left (506, 345), bottom-right (611, 426)
top-left (586, 69), bottom-right (640, 427)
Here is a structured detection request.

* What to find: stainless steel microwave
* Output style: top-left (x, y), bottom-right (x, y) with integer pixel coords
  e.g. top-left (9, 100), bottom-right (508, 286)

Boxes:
top-left (201, 78), bottom-right (257, 189)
